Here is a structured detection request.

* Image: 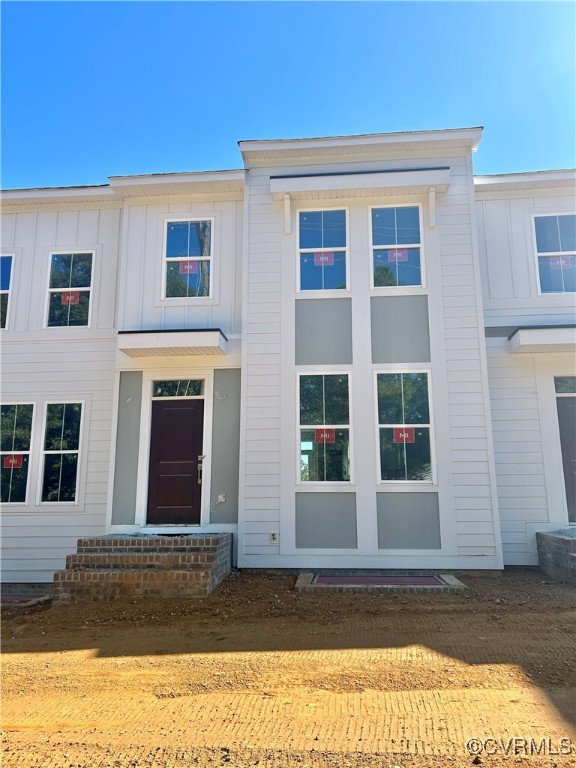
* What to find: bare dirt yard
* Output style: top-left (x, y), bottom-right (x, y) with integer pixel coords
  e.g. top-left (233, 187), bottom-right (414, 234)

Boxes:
top-left (2, 569), bottom-right (575, 768)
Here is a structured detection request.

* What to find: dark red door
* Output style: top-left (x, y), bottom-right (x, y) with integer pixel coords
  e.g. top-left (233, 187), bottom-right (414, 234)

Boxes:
top-left (147, 399), bottom-right (204, 525)
top-left (557, 397), bottom-right (576, 523)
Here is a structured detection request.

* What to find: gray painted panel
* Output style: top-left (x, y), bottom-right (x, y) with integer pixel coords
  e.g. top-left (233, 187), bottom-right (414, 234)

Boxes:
top-left (376, 493), bottom-right (441, 549)
top-left (295, 299), bottom-right (352, 365)
top-left (371, 296), bottom-right (430, 363)
top-left (210, 369), bottom-right (241, 524)
top-left (111, 372), bottom-right (142, 525)
top-left (296, 493), bottom-right (357, 549)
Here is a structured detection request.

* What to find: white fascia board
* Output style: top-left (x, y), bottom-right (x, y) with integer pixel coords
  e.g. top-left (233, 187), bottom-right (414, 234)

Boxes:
top-left (109, 170), bottom-right (245, 198)
top-left (474, 169), bottom-right (576, 194)
top-left (118, 330), bottom-right (228, 357)
top-left (270, 168), bottom-right (451, 201)
top-left (509, 326), bottom-right (576, 354)
top-left (1, 185), bottom-right (117, 206)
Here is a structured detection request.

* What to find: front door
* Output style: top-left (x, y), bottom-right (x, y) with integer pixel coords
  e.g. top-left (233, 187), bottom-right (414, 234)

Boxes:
top-left (557, 396), bottom-right (576, 523)
top-left (147, 399), bottom-right (204, 524)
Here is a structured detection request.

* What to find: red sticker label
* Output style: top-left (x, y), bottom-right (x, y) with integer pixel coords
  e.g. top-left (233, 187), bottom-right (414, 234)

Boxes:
top-left (551, 257), bottom-right (572, 269)
top-left (61, 291), bottom-right (80, 305)
top-left (179, 261), bottom-right (199, 274)
top-left (3, 454), bottom-right (23, 469)
top-left (388, 248), bottom-right (408, 263)
top-left (314, 252), bottom-right (334, 267)
top-left (393, 428), bottom-right (415, 444)
top-left (315, 428), bottom-right (336, 444)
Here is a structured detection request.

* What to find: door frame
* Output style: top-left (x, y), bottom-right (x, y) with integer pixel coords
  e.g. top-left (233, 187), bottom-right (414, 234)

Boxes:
top-left (134, 369), bottom-right (214, 529)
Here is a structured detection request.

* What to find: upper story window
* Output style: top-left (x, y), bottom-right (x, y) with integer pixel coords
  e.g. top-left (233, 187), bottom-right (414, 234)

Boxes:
top-left (41, 402), bottom-right (83, 503)
top-left (164, 220), bottom-right (212, 299)
top-left (299, 373), bottom-right (350, 482)
top-left (1, 403), bottom-right (34, 504)
top-left (0, 255), bottom-right (12, 329)
top-left (299, 210), bottom-right (347, 291)
top-left (47, 252), bottom-right (93, 327)
top-left (534, 214), bottom-right (576, 294)
top-left (372, 206), bottom-right (422, 287)
top-left (376, 372), bottom-right (432, 482)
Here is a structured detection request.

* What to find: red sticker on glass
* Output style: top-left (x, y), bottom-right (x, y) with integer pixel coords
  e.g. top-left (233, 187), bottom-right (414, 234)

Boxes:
top-left (61, 291), bottom-right (80, 305)
top-left (393, 428), bottom-right (415, 444)
top-left (388, 248), bottom-right (408, 263)
top-left (315, 428), bottom-right (336, 444)
top-left (3, 454), bottom-right (23, 469)
top-left (179, 261), bottom-right (199, 274)
top-left (314, 252), bottom-right (334, 267)
top-left (551, 257), bottom-right (572, 269)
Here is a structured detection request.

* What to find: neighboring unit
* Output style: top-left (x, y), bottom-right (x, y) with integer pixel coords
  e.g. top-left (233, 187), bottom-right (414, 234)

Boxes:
top-left (1, 127), bottom-right (575, 588)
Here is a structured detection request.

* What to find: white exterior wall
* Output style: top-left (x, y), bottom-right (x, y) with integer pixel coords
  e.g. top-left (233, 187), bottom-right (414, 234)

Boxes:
top-left (239, 148), bottom-right (503, 569)
top-left (1, 205), bottom-right (121, 581)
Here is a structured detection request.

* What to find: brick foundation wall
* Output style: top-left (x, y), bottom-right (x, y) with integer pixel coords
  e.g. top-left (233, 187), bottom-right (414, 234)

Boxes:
top-left (536, 532), bottom-right (576, 586)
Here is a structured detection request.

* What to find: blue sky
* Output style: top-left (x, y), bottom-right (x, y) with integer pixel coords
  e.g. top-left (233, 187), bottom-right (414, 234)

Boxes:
top-left (2, 1), bottom-right (575, 189)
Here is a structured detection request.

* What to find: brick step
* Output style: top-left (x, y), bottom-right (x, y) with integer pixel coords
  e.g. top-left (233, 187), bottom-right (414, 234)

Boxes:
top-left (53, 569), bottom-right (217, 602)
top-left (66, 552), bottom-right (216, 570)
top-left (76, 535), bottom-right (228, 554)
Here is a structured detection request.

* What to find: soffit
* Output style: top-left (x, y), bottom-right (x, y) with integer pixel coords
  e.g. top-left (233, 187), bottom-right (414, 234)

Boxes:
top-left (508, 326), bottom-right (576, 354)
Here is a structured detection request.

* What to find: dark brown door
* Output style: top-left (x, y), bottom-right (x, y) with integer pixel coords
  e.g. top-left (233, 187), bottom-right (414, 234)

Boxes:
top-left (147, 399), bottom-right (204, 525)
top-left (557, 397), bottom-right (576, 523)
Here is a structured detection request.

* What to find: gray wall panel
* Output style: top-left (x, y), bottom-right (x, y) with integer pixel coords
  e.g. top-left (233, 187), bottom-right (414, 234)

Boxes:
top-left (295, 299), bottom-right (353, 364)
top-left (111, 372), bottom-right (142, 525)
top-left (377, 492), bottom-right (441, 549)
top-left (210, 369), bottom-right (241, 524)
top-left (295, 493), bottom-right (357, 548)
top-left (371, 296), bottom-right (430, 363)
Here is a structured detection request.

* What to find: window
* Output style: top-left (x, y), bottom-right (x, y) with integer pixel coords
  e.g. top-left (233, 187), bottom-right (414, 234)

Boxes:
top-left (534, 214), bottom-right (576, 293)
top-left (372, 206), bottom-right (422, 287)
top-left (376, 372), bottom-right (432, 482)
top-left (0, 255), bottom-right (12, 329)
top-left (299, 210), bottom-right (347, 291)
top-left (299, 374), bottom-right (350, 482)
top-left (555, 376), bottom-right (576, 394)
top-left (165, 220), bottom-right (212, 298)
top-left (47, 252), bottom-right (93, 327)
top-left (152, 379), bottom-right (204, 397)
top-left (1, 404), bottom-right (33, 503)
top-left (41, 403), bottom-right (82, 502)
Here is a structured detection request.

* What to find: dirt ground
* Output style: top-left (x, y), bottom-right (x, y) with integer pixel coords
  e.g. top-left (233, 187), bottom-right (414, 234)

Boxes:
top-left (2, 569), bottom-right (575, 768)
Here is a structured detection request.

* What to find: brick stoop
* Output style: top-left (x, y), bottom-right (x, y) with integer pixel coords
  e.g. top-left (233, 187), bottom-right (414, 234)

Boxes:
top-left (52, 534), bottom-right (233, 605)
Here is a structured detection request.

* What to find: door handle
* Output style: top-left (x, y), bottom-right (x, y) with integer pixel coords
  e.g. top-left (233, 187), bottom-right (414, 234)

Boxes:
top-left (197, 455), bottom-right (205, 485)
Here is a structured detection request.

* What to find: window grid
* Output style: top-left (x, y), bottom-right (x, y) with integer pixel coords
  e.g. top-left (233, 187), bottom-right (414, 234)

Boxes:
top-left (41, 402), bottom-right (82, 503)
top-left (164, 219), bottom-right (213, 299)
top-left (47, 252), bottom-right (93, 327)
top-left (0, 403), bottom-right (34, 504)
top-left (298, 209), bottom-right (348, 292)
top-left (371, 205), bottom-right (423, 288)
top-left (0, 255), bottom-right (13, 329)
top-left (534, 214), bottom-right (576, 294)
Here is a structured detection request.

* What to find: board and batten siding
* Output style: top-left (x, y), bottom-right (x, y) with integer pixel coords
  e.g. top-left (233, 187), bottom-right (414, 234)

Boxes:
top-left (476, 193), bottom-right (576, 326)
top-left (117, 199), bottom-right (243, 336)
top-left (1, 206), bottom-right (121, 582)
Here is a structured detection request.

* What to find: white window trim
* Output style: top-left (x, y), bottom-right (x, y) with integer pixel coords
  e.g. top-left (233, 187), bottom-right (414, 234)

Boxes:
top-left (296, 207), bottom-right (350, 295)
top-left (373, 368), bottom-right (437, 486)
top-left (0, 253), bottom-right (15, 331)
top-left (134, 369), bottom-right (214, 529)
top-left (44, 250), bottom-right (95, 329)
top-left (161, 217), bottom-right (215, 302)
top-left (531, 212), bottom-right (576, 296)
top-left (38, 400), bottom-right (85, 506)
top-left (296, 370), bottom-right (354, 486)
top-left (369, 204), bottom-right (426, 293)
top-left (0, 401), bottom-right (35, 506)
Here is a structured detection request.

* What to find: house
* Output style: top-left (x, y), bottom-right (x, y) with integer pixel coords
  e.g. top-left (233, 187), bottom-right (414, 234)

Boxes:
top-left (1, 127), bottom-right (575, 589)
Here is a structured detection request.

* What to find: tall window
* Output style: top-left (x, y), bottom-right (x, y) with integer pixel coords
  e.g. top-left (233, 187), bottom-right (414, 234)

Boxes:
top-left (41, 403), bottom-right (82, 502)
top-left (299, 374), bottom-right (350, 482)
top-left (372, 206), bottom-right (422, 287)
top-left (0, 255), bottom-right (13, 329)
top-left (1, 404), bottom-right (33, 503)
top-left (376, 372), bottom-right (432, 482)
top-left (534, 214), bottom-right (576, 293)
top-left (47, 253), bottom-right (93, 327)
top-left (165, 220), bottom-right (212, 298)
top-left (299, 210), bottom-right (347, 291)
